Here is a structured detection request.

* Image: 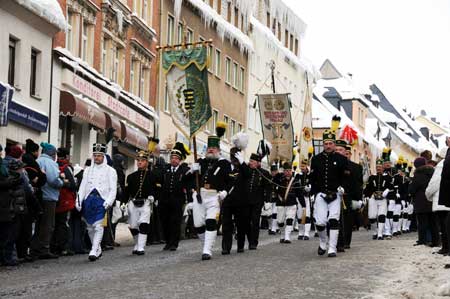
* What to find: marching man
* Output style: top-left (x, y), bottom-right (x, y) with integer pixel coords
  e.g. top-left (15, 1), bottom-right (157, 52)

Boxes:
top-left (124, 150), bottom-right (157, 255)
top-left (275, 162), bottom-right (305, 244)
top-left (309, 128), bottom-right (348, 257)
top-left (77, 143), bottom-right (117, 261)
top-left (191, 123), bottom-right (232, 260)
top-left (296, 159), bottom-right (312, 240)
top-left (364, 159), bottom-right (393, 240)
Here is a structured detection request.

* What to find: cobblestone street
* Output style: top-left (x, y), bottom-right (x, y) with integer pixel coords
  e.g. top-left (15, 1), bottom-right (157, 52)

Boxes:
top-left (0, 226), bottom-right (423, 299)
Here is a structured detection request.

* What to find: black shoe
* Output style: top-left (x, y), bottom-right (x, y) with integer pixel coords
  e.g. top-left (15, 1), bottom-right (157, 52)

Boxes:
top-left (163, 245), bottom-right (170, 251)
top-left (201, 254), bottom-right (211, 260)
top-left (113, 242), bottom-right (121, 247)
top-left (132, 250), bottom-right (138, 255)
top-left (284, 240), bottom-right (292, 244)
top-left (268, 230), bottom-right (276, 235)
top-left (314, 232), bottom-right (319, 238)
top-left (377, 236), bottom-right (384, 240)
top-left (293, 228), bottom-right (299, 232)
top-left (372, 235), bottom-right (377, 240)
top-left (24, 255), bottom-right (35, 262)
top-left (249, 245), bottom-right (257, 250)
top-left (280, 239), bottom-right (285, 243)
top-left (445, 264), bottom-right (450, 269)
top-left (169, 246), bottom-right (177, 251)
top-left (303, 236), bottom-right (310, 241)
top-left (344, 245), bottom-right (351, 249)
top-left (88, 255), bottom-right (97, 262)
top-left (38, 253), bottom-right (59, 260)
top-left (61, 250), bottom-right (74, 256)
top-left (328, 252), bottom-right (337, 258)
top-left (102, 245), bottom-right (114, 251)
top-left (438, 249), bottom-right (449, 255)
top-left (3, 260), bottom-right (19, 266)
top-left (318, 246), bottom-right (326, 256)
top-left (135, 251), bottom-right (145, 256)
top-left (237, 248), bottom-right (244, 253)
top-left (221, 250), bottom-right (230, 255)
top-left (337, 247), bottom-right (345, 253)
top-left (298, 236), bottom-right (304, 240)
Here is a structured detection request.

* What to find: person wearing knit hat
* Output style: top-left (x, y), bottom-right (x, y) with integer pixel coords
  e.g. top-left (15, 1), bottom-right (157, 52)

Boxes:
top-left (25, 139), bottom-right (39, 154)
top-left (31, 142), bottom-right (64, 259)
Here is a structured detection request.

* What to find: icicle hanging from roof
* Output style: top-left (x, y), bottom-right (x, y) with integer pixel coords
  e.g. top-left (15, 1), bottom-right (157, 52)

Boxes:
top-left (266, 0), bottom-right (307, 38)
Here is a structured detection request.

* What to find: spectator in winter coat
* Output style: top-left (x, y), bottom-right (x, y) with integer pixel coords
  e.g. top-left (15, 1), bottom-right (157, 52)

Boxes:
top-left (51, 148), bottom-right (77, 256)
top-left (438, 136), bottom-right (450, 268)
top-left (426, 147), bottom-right (450, 255)
top-left (0, 146), bottom-right (23, 266)
top-left (31, 142), bottom-right (63, 259)
top-left (409, 157), bottom-right (438, 246)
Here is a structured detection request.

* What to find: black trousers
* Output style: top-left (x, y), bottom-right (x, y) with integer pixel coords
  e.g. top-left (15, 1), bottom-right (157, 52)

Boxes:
top-left (160, 199), bottom-right (183, 248)
top-left (416, 212), bottom-right (439, 245)
top-left (31, 201), bottom-right (56, 256)
top-left (222, 205), bottom-right (249, 252)
top-left (248, 203), bottom-right (262, 247)
top-left (51, 211), bottom-right (70, 253)
top-left (15, 213), bottom-right (33, 258)
top-left (0, 220), bottom-right (16, 264)
top-left (69, 209), bottom-right (88, 253)
top-left (436, 211), bottom-right (449, 251)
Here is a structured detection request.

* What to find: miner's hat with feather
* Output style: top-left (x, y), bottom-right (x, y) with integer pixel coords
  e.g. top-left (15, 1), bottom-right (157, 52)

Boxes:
top-left (208, 121), bottom-right (227, 148)
top-left (171, 142), bottom-right (191, 160)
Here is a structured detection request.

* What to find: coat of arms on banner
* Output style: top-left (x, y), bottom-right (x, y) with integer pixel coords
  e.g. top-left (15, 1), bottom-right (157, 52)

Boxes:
top-left (162, 47), bottom-right (212, 138)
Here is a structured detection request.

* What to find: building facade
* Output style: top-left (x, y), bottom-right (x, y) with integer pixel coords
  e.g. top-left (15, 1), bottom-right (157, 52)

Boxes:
top-left (157, 0), bottom-right (251, 158)
top-left (53, 0), bottom-right (159, 170)
top-left (0, 0), bottom-right (65, 148)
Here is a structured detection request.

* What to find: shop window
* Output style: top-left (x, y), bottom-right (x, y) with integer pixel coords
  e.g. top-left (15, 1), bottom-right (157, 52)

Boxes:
top-left (30, 48), bottom-right (41, 97)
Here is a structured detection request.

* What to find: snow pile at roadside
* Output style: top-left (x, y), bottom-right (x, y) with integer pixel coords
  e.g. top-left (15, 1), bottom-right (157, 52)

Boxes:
top-left (15, 0), bottom-right (67, 30)
top-left (368, 239), bottom-right (450, 299)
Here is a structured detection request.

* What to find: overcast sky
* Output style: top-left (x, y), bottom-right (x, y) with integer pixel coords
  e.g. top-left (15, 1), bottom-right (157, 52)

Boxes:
top-left (284, 0), bottom-right (450, 125)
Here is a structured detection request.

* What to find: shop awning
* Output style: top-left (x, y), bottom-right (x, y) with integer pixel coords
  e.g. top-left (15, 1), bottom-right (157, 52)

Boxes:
top-left (60, 90), bottom-right (107, 130)
top-left (120, 121), bottom-right (148, 150)
top-left (105, 113), bottom-right (124, 141)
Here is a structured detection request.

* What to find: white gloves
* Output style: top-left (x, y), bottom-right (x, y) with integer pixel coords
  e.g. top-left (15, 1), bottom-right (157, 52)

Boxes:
top-left (218, 190), bottom-right (228, 200)
top-left (304, 184), bottom-right (311, 193)
top-left (234, 151), bottom-right (244, 164)
top-left (352, 200), bottom-right (363, 210)
top-left (337, 186), bottom-right (345, 195)
top-left (120, 203), bottom-right (127, 212)
top-left (382, 189), bottom-right (390, 198)
top-left (401, 200), bottom-right (406, 208)
top-left (186, 202), bottom-right (193, 212)
top-left (75, 196), bottom-right (82, 211)
top-left (191, 163), bottom-right (200, 172)
top-left (396, 193), bottom-right (401, 199)
top-left (148, 196), bottom-right (155, 204)
top-left (103, 201), bottom-right (111, 209)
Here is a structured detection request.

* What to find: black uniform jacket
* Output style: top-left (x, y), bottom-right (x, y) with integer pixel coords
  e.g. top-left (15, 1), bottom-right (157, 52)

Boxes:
top-left (309, 151), bottom-right (348, 196)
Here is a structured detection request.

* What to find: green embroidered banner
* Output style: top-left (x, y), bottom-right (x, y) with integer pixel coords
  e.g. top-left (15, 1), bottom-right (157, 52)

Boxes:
top-left (163, 47), bottom-right (212, 138)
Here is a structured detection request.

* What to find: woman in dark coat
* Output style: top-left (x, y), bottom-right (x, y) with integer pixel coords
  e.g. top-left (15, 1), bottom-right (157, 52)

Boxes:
top-left (409, 157), bottom-right (438, 246)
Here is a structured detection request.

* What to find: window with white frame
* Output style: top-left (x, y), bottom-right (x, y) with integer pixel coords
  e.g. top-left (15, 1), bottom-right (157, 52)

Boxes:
top-left (187, 28), bottom-right (194, 44)
top-left (112, 46), bottom-right (119, 83)
top-left (214, 49), bottom-right (221, 77)
top-left (223, 115), bottom-right (230, 140)
top-left (225, 57), bottom-right (231, 84)
top-left (66, 11), bottom-right (73, 53)
top-left (239, 66), bottom-right (245, 92)
top-left (233, 62), bottom-right (238, 88)
top-left (167, 15), bottom-right (174, 45)
top-left (30, 48), bottom-right (40, 97)
top-left (177, 22), bottom-right (183, 44)
top-left (102, 38), bottom-right (108, 76)
top-left (230, 119), bottom-right (236, 137)
top-left (81, 22), bottom-right (88, 62)
top-left (139, 64), bottom-right (145, 98)
top-left (238, 123), bottom-right (243, 133)
top-left (8, 37), bottom-right (17, 87)
top-left (130, 60), bottom-right (135, 94)
top-left (208, 45), bottom-right (213, 72)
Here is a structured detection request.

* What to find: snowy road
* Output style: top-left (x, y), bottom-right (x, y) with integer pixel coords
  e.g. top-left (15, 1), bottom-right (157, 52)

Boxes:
top-left (1, 225), bottom-right (449, 299)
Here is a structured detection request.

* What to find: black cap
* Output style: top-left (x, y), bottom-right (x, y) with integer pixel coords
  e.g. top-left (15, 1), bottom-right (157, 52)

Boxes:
top-left (282, 161), bottom-right (292, 170)
top-left (250, 153), bottom-right (262, 162)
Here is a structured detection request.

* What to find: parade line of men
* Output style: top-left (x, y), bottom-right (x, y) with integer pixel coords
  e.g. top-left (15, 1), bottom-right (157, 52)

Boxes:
top-left (0, 120), bottom-right (413, 261)
top-left (68, 121), bottom-right (418, 262)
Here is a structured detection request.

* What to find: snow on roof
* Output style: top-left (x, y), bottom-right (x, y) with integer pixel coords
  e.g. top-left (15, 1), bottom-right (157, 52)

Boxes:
top-left (250, 17), bottom-right (320, 80)
top-left (173, 0), bottom-right (254, 53)
top-left (55, 47), bottom-right (157, 120)
top-left (312, 98), bottom-right (333, 128)
top-left (267, 0), bottom-right (307, 38)
top-left (15, 0), bottom-right (67, 31)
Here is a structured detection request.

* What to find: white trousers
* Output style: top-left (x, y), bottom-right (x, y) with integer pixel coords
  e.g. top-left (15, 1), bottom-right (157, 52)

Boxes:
top-left (128, 200), bottom-right (151, 229)
top-left (193, 189), bottom-right (220, 255)
top-left (87, 220), bottom-right (104, 257)
top-left (277, 205), bottom-right (297, 241)
top-left (313, 193), bottom-right (341, 226)
top-left (271, 202), bottom-right (279, 232)
top-left (384, 200), bottom-right (396, 236)
top-left (368, 198), bottom-right (387, 219)
top-left (297, 196), bottom-right (311, 237)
